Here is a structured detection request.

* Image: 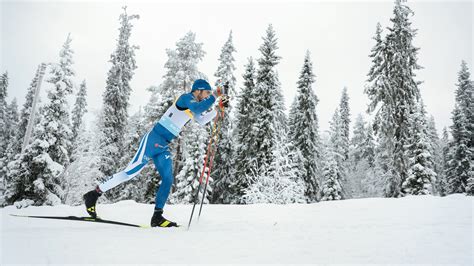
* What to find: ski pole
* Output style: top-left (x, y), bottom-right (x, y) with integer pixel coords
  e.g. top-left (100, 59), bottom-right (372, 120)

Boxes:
top-left (187, 111), bottom-right (221, 230)
top-left (198, 105), bottom-right (225, 219)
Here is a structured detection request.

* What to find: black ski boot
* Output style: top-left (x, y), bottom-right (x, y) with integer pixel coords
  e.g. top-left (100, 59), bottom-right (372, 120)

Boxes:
top-left (150, 208), bottom-right (178, 227)
top-left (83, 186), bottom-right (102, 218)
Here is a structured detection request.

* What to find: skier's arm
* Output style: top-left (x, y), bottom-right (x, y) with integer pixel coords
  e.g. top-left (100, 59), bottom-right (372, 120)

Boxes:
top-left (177, 93), bottom-right (216, 114)
top-left (194, 108), bottom-right (217, 125)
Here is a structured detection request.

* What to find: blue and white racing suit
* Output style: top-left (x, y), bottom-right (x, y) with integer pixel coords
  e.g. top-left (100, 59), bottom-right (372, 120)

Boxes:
top-left (98, 92), bottom-right (217, 209)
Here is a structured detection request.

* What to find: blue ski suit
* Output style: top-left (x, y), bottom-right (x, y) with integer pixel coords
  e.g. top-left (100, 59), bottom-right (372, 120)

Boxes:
top-left (98, 92), bottom-right (217, 209)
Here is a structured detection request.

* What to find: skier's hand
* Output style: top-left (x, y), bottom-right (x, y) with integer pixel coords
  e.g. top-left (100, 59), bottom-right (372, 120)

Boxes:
top-left (219, 95), bottom-right (230, 108)
top-left (215, 82), bottom-right (229, 97)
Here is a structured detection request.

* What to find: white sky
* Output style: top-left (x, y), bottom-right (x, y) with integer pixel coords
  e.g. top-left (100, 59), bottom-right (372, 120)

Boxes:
top-left (1, 0), bottom-right (472, 135)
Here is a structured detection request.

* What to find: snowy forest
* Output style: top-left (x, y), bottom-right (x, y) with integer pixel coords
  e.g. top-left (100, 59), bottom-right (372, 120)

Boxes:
top-left (0, 0), bottom-right (472, 209)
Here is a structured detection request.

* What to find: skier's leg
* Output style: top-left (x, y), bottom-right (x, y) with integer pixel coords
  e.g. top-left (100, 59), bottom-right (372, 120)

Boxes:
top-left (152, 150), bottom-right (174, 210)
top-left (98, 131), bottom-right (151, 192)
top-left (150, 151), bottom-right (178, 227)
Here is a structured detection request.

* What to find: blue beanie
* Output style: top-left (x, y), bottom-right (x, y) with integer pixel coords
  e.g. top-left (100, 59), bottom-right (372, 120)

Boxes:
top-left (191, 79), bottom-right (212, 92)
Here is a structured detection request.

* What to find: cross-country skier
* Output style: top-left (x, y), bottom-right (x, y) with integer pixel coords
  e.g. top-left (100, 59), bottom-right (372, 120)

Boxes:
top-left (83, 79), bottom-right (229, 227)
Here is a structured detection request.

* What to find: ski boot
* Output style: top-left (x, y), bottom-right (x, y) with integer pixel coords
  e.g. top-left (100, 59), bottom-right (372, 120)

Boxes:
top-left (83, 186), bottom-right (102, 218)
top-left (150, 208), bottom-right (178, 227)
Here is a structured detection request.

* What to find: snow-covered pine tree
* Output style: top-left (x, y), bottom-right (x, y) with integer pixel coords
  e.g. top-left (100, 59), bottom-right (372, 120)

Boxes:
top-left (251, 24), bottom-right (286, 192)
top-left (98, 7), bottom-right (139, 189)
top-left (0, 72), bottom-right (8, 158)
top-left (3, 99), bottom-right (19, 161)
top-left (437, 127), bottom-right (450, 196)
top-left (350, 114), bottom-right (367, 167)
top-left (6, 35), bottom-right (76, 206)
top-left (0, 72), bottom-right (9, 198)
top-left (358, 119), bottom-right (382, 197)
top-left (365, 1), bottom-right (422, 197)
top-left (6, 111), bottom-right (64, 206)
top-left (0, 79), bottom-right (19, 200)
top-left (348, 114), bottom-right (366, 197)
top-left (445, 61), bottom-right (473, 194)
top-left (70, 80), bottom-right (88, 152)
top-left (455, 61), bottom-right (473, 155)
top-left (288, 50), bottom-right (321, 202)
top-left (320, 150), bottom-right (343, 201)
top-left (211, 31), bottom-right (237, 203)
top-left (214, 31), bottom-right (237, 98)
top-left (339, 87), bottom-right (351, 160)
top-left (43, 34), bottom-right (75, 166)
top-left (446, 104), bottom-right (470, 193)
top-left (426, 115), bottom-right (443, 193)
top-left (0, 73), bottom-right (14, 204)
top-left (455, 61), bottom-right (473, 195)
top-left (243, 138), bottom-right (306, 204)
top-left (227, 58), bottom-right (258, 203)
top-left (63, 117), bottom-right (103, 205)
top-left (402, 101), bottom-right (436, 195)
top-left (2, 67), bottom-right (44, 206)
top-left (363, 122), bottom-right (376, 168)
top-left (328, 108), bottom-right (347, 199)
top-left (169, 122), bottom-right (208, 204)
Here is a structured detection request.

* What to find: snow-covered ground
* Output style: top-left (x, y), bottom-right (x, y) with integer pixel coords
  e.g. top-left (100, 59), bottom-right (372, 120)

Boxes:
top-left (1, 194), bottom-right (472, 265)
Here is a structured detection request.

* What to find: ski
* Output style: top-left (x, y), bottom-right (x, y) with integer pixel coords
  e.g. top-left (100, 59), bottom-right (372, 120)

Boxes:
top-left (10, 214), bottom-right (152, 228)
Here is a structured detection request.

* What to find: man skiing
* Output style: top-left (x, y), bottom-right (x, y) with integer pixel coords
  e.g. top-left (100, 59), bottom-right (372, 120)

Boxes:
top-left (83, 79), bottom-right (228, 227)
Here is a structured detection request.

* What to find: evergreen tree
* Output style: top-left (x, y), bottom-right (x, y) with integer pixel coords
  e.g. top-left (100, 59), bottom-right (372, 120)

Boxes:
top-left (350, 114), bottom-right (367, 166)
top-left (338, 87), bottom-right (351, 160)
top-left (0, 72), bottom-right (8, 157)
top-left (363, 122), bottom-right (376, 168)
top-left (6, 111), bottom-right (64, 206)
top-left (71, 80), bottom-right (88, 152)
top-left (455, 61), bottom-right (473, 153)
top-left (227, 58), bottom-right (258, 203)
top-left (214, 31), bottom-right (237, 98)
top-left (4, 99), bottom-right (19, 158)
top-left (328, 108), bottom-right (347, 198)
top-left (0, 72), bottom-right (9, 186)
top-left (438, 127), bottom-right (450, 196)
top-left (426, 115), bottom-right (443, 193)
top-left (288, 51), bottom-right (321, 202)
top-left (402, 102), bottom-right (436, 195)
top-left (251, 24), bottom-right (286, 187)
top-left (98, 7), bottom-right (139, 185)
top-left (446, 61), bottom-right (473, 194)
top-left (348, 114), bottom-right (366, 197)
top-left (348, 115), bottom-right (378, 198)
top-left (243, 139), bottom-right (306, 204)
top-left (63, 120), bottom-right (102, 205)
top-left (446, 104), bottom-right (470, 193)
top-left (211, 31), bottom-right (237, 203)
top-left (2, 66), bottom-right (44, 205)
top-left (321, 151), bottom-right (343, 201)
top-left (365, 1), bottom-right (422, 197)
top-left (43, 34), bottom-right (75, 166)
top-left (0, 72), bottom-right (9, 196)
top-left (6, 35), bottom-right (76, 205)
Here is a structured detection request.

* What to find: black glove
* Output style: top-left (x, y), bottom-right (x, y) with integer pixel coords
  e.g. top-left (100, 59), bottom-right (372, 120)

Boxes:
top-left (216, 82), bottom-right (229, 97)
top-left (219, 95), bottom-right (230, 108)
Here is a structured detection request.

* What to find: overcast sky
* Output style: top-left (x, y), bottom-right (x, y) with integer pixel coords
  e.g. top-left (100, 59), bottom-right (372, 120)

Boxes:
top-left (1, 0), bottom-right (472, 135)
